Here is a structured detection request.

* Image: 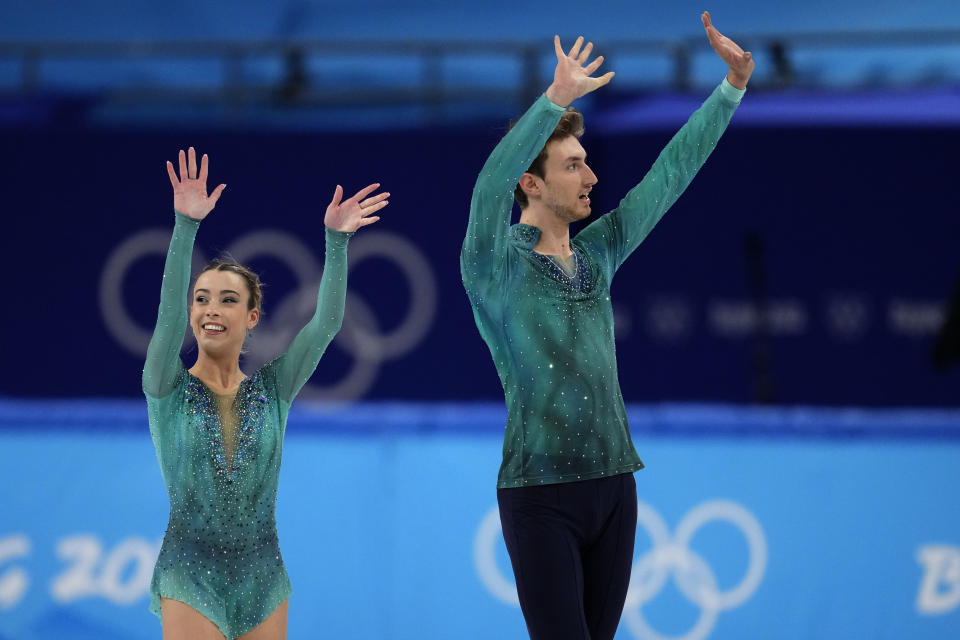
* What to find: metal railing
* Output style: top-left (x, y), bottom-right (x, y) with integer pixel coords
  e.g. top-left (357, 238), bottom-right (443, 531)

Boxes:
top-left (1, 29), bottom-right (958, 116)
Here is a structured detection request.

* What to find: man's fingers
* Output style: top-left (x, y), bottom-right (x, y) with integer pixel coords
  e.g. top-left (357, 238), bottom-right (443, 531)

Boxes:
top-left (166, 161), bottom-right (179, 188)
top-left (209, 184), bottom-right (226, 206)
top-left (702, 12), bottom-right (722, 46)
top-left (330, 184), bottom-right (344, 207)
top-left (705, 25), bottom-right (722, 46)
top-left (351, 182), bottom-right (382, 202)
top-left (178, 149), bottom-right (187, 182)
top-left (568, 36), bottom-right (584, 59)
top-left (577, 42), bottom-right (593, 65)
top-left (199, 153), bottom-right (209, 184)
top-left (596, 71), bottom-right (615, 88)
top-left (583, 55), bottom-right (605, 76)
top-left (188, 147), bottom-right (197, 179)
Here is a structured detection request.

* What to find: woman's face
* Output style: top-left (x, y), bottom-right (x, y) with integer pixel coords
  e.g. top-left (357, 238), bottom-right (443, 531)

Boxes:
top-left (190, 269), bottom-right (259, 357)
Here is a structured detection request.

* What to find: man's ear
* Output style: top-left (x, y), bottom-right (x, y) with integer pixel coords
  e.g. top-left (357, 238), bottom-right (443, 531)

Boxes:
top-left (518, 172), bottom-right (542, 199)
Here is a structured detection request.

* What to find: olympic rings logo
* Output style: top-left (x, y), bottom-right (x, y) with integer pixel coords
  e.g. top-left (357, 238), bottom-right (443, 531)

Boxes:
top-left (474, 499), bottom-right (767, 640)
top-left (98, 228), bottom-right (437, 402)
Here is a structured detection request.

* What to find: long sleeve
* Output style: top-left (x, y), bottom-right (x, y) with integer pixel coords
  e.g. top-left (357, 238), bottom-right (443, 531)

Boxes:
top-left (576, 79), bottom-right (745, 279)
top-left (460, 93), bottom-right (567, 293)
top-left (272, 227), bottom-right (352, 403)
top-left (142, 211), bottom-right (199, 398)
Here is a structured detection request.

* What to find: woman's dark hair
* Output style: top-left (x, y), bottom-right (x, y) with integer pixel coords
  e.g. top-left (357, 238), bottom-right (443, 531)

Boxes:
top-left (196, 259), bottom-right (264, 312)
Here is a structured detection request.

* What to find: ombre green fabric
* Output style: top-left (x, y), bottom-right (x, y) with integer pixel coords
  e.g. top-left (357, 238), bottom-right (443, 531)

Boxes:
top-left (142, 212), bottom-right (351, 639)
top-left (462, 81), bottom-right (743, 489)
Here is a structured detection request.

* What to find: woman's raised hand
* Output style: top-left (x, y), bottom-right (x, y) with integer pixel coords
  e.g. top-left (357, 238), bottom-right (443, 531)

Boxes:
top-left (166, 147), bottom-right (226, 221)
top-left (324, 183), bottom-right (390, 233)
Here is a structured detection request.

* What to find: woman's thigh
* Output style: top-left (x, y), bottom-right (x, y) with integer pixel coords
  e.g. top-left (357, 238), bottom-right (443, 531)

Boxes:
top-left (161, 598), bottom-right (225, 640)
top-left (237, 599), bottom-right (289, 640)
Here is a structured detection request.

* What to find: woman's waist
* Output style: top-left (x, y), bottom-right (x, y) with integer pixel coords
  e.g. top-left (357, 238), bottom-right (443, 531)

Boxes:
top-left (160, 518), bottom-right (280, 556)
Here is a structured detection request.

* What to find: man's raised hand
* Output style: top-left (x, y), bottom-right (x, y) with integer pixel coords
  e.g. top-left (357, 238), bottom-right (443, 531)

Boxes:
top-left (545, 36), bottom-right (615, 108)
top-left (324, 183), bottom-right (390, 233)
top-left (702, 11), bottom-right (754, 89)
top-left (166, 147), bottom-right (226, 221)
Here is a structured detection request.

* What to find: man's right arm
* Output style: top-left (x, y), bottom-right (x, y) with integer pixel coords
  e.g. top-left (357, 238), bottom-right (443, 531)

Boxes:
top-left (461, 36), bottom-right (615, 293)
top-left (460, 95), bottom-right (566, 290)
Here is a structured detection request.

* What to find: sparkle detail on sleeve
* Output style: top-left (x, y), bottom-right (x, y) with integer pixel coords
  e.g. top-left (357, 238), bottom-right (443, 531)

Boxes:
top-left (143, 216), bottom-right (352, 638)
top-left (461, 82), bottom-right (739, 489)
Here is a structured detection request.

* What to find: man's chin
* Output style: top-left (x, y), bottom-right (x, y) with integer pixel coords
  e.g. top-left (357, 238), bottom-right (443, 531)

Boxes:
top-left (551, 204), bottom-right (590, 223)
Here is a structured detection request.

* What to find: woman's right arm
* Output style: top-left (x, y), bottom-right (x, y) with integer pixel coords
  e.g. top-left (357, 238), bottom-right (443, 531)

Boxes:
top-left (142, 147), bottom-right (226, 398)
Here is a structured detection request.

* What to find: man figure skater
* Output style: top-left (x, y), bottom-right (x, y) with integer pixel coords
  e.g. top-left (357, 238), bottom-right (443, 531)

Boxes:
top-left (460, 12), bottom-right (754, 640)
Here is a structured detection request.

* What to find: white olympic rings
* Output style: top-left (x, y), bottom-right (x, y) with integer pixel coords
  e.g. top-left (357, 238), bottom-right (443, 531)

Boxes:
top-left (99, 227), bottom-right (437, 402)
top-left (474, 499), bottom-right (766, 640)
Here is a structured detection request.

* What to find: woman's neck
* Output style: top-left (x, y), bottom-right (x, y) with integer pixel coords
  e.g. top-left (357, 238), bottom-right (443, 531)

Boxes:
top-left (189, 353), bottom-right (246, 394)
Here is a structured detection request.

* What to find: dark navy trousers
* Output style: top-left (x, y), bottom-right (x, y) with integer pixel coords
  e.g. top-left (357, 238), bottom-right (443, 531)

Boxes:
top-left (497, 473), bottom-right (638, 640)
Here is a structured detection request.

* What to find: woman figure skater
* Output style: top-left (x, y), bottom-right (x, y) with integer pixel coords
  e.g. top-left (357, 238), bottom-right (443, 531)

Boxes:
top-left (143, 147), bottom-right (389, 639)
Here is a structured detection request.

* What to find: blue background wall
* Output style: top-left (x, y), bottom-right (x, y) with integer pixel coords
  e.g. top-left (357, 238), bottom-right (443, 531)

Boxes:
top-left (1, 121), bottom-right (957, 405)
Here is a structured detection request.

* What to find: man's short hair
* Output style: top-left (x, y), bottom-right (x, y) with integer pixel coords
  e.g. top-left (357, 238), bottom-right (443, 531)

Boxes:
top-left (512, 107), bottom-right (585, 209)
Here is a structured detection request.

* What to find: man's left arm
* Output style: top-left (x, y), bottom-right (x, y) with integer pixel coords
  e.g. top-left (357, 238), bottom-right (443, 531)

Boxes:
top-left (576, 12), bottom-right (753, 273)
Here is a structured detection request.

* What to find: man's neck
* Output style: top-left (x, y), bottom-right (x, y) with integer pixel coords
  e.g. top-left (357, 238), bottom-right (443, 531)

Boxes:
top-left (519, 206), bottom-right (573, 257)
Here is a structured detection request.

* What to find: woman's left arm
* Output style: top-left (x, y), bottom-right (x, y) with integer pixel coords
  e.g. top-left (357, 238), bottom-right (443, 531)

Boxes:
top-left (273, 183), bottom-right (389, 402)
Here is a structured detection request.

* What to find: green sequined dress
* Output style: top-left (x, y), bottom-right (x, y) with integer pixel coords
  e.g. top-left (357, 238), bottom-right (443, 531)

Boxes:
top-left (143, 212), bottom-right (351, 638)
top-left (461, 80), bottom-right (744, 489)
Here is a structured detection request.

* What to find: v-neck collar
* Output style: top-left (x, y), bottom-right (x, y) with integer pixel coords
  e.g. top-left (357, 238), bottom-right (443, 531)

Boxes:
top-left (184, 370), bottom-right (266, 480)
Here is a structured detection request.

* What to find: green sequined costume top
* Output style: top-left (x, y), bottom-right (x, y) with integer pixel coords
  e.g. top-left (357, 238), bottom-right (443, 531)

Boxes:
top-left (461, 80), bottom-right (744, 489)
top-left (143, 212), bottom-right (351, 639)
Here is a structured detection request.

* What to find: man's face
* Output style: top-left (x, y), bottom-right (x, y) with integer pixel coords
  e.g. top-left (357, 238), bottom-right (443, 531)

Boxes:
top-left (539, 136), bottom-right (597, 223)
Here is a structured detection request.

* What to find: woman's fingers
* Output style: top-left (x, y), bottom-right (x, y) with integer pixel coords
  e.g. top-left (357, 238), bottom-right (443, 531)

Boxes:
top-left (359, 191), bottom-right (390, 209)
top-left (208, 183), bottom-right (226, 206)
top-left (350, 182), bottom-right (381, 203)
top-left (199, 153), bottom-right (209, 185)
top-left (187, 147), bottom-right (198, 180)
top-left (361, 199), bottom-right (389, 216)
top-left (166, 161), bottom-right (179, 188)
top-left (358, 216), bottom-right (380, 227)
top-left (329, 184), bottom-right (344, 207)
top-left (178, 149), bottom-right (188, 182)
